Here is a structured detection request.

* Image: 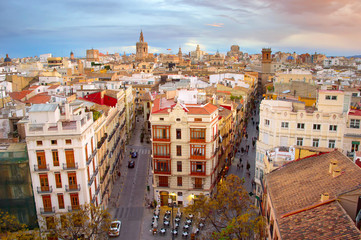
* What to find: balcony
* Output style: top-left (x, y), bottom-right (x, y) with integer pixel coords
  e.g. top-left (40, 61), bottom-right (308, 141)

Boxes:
top-left (95, 185), bottom-right (100, 195)
top-left (34, 164), bottom-right (49, 172)
top-left (97, 134), bottom-right (107, 149)
top-left (193, 184), bottom-right (204, 190)
top-left (100, 150), bottom-right (109, 167)
top-left (40, 207), bottom-right (55, 214)
top-left (68, 205), bottom-right (80, 212)
top-left (63, 162), bottom-right (78, 170)
top-left (157, 183), bottom-right (169, 188)
top-left (65, 184), bottom-right (81, 192)
top-left (86, 149), bottom-right (97, 165)
top-left (91, 194), bottom-right (96, 204)
top-left (154, 169), bottom-right (171, 175)
top-left (37, 186), bottom-right (53, 194)
top-left (190, 170), bottom-right (206, 176)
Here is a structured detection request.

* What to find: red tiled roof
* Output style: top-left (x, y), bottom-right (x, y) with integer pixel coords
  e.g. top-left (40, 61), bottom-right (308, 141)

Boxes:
top-left (29, 85), bottom-right (40, 89)
top-left (9, 90), bottom-right (33, 101)
top-left (151, 98), bottom-right (218, 115)
top-left (24, 93), bottom-right (51, 104)
top-left (48, 85), bottom-right (60, 89)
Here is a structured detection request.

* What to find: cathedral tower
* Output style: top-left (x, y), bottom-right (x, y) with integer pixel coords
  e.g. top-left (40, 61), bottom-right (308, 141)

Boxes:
top-left (136, 30), bottom-right (148, 62)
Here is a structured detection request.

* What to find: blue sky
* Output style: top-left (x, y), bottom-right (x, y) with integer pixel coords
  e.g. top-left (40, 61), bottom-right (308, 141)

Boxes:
top-left (1, 0), bottom-right (361, 58)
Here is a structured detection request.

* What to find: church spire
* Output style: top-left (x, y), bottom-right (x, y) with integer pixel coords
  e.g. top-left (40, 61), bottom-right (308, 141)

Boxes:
top-left (139, 30), bottom-right (144, 42)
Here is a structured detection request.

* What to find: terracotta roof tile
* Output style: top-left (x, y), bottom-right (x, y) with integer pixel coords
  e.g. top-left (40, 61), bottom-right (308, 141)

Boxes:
top-left (279, 201), bottom-right (361, 240)
top-left (266, 150), bottom-right (361, 219)
top-left (9, 90), bottom-right (33, 101)
top-left (48, 85), bottom-right (60, 89)
top-left (24, 93), bottom-right (51, 104)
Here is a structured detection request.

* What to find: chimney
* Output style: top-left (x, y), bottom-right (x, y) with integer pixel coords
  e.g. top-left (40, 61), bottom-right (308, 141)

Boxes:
top-left (65, 103), bottom-right (70, 120)
top-left (332, 166), bottom-right (341, 177)
top-left (320, 193), bottom-right (329, 202)
top-left (329, 159), bottom-right (338, 174)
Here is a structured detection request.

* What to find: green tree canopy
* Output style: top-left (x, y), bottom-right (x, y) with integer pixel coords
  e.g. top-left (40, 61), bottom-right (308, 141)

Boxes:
top-left (185, 174), bottom-right (265, 240)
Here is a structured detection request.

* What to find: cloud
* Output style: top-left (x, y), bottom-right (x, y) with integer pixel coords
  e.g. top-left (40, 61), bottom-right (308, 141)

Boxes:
top-left (206, 23), bottom-right (224, 28)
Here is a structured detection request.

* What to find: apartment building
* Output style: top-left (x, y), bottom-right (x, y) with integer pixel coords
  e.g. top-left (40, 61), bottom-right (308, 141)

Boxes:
top-left (24, 103), bottom-right (99, 231)
top-left (255, 90), bottom-right (350, 201)
top-left (150, 98), bottom-right (219, 206)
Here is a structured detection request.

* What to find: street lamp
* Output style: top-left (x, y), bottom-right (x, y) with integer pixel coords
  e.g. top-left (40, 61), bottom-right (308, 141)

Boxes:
top-left (168, 197), bottom-right (176, 240)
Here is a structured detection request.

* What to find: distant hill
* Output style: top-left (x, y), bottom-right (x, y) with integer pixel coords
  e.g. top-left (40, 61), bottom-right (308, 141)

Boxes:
top-left (346, 55), bottom-right (361, 59)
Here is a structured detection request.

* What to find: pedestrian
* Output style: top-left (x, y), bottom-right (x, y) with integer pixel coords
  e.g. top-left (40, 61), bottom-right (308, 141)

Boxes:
top-left (239, 157), bottom-right (242, 164)
top-left (256, 126), bottom-right (259, 131)
top-left (237, 164), bottom-right (240, 170)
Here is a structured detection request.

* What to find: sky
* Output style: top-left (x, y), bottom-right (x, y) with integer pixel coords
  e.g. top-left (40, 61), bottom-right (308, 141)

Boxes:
top-left (1, 0), bottom-right (361, 58)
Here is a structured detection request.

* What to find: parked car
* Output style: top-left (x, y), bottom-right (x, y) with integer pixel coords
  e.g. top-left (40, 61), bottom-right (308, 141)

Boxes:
top-left (128, 160), bottom-right (135, 168)
top-left (108, 220), bottom-right (121, 237)
top-left (131, 151), bottom-right (138, 158)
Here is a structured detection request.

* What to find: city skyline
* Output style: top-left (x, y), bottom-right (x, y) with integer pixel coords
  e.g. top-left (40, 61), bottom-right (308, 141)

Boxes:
top-left (1, 0), bottom-right (361, 58)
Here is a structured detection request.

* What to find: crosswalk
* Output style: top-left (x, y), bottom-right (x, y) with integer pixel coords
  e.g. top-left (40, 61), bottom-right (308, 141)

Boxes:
top-left (126, 148), bottom-right (151, 155)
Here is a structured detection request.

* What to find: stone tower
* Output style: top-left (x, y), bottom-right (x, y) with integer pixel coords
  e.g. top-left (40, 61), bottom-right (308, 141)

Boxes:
top-left (178, 47), bottom-right (183, 63)
top-left (261, 48), bottom-right (272, 89)
top-left (70, 51), bottom-right (75, 62)
top-left (136, 30), bottom-right (148, 62)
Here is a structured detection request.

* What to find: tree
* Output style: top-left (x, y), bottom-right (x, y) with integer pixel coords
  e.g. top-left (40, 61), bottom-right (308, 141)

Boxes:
top-left (0, 210), bottom-right (41, 240)
top-left (185, 174), bottom-right (265, 240)
top-left (45, 204), bottom-right (112, 240)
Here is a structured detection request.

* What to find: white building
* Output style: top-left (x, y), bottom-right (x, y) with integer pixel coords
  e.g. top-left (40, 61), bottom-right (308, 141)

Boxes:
top-left (24, 103), bottom-right (99, 231)
top-left (255, 90), bottom-right (350, 202)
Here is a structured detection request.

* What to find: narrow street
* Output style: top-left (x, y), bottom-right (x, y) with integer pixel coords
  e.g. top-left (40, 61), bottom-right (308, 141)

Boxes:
top-left (108, 116), bottom-right (151, 240)
top-left (228, 97), bottom-right (260, 195)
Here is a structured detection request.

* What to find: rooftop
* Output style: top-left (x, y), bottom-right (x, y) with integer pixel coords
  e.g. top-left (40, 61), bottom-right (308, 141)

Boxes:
top-left (29, 103), bottom-right (58, 112)
top-left (267, 150), bottom-right (361, 218)
top-left (152, 98), bottom-right (218, 115)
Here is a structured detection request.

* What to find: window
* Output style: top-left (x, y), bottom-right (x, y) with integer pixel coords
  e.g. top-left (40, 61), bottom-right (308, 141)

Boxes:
top-left (55, 173), bottom-right (62, 188)
top-left (65, 149), bottom-right (75, 168)
top-left (58, 194), bottom-right (64, 209)
top-left (176, 146), bottom-right (182, 156)
top-left (176, 129), bottom-right (181, 139)
top-left (350, 119), bottom-right (360, 129)
top-left (177, 192), bottom-right (183, 196)
top-left (312, 139), bottom-right (319, 147)
top-left (352, 141), bottom-right (360, 152)
top-left (177, 177), bottom-right (182, 186)
top-left (194, 178), bottom-right (203, 189)
top-left (329, 125), bottom-right (337, 131)
top-left (66, 139), bottom-right (72, 144)
top-left (328, 140), bottom-right (336, 148)
top-left (177, 161), bottom-right (182, 172)
top-left (176, 118), bottom-right (181, 122)
top-left (154, 159), bottom-right (171, 174)
top-left (194, 118), bottom-right (202, 122)
top-left (153, 143), bottom-right (170, 158)
top-left (36, 151), bottom-right (47, 169)
top-left (313, 124), bottom-right (321, 130)
top-left (265, 119), bottom-right (270, 126)
top-left (352, 93), bottom-right (358, 97)
top-left (39, 174), bottom-right (49, 191)
top-left (160, 118), bottom-right (164, 121)
top-left (326, 95), bottom-right (337, 100)
top-left (52, 150), bottom-right (59, 166)
top-left (190, 145), bottom-right (206, 159)
top-left (190, 128), bottom-right (206, 142)
top-left (36, 141), bottom-right (43, 146)
top-left (296, 137), bottom-right (303, 146)
top-left (70, 193), bottom-right (79, 210)
top-left (158, 176), bottom-right (168, 187)
top-left (68, 172), bottom-right (77, 190)
top-left (51, 140), bottom-right (57, 145)
top-left (152, 126), bottom-right (170, 141)
top-left (191, 161), bottom-right (206, 175)
top-left (281, 122), bottom-right (289, 128)
top-left (297, 123), bottom-right (305, 129)
top-left (42, 195), bottom-right (52, 212)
